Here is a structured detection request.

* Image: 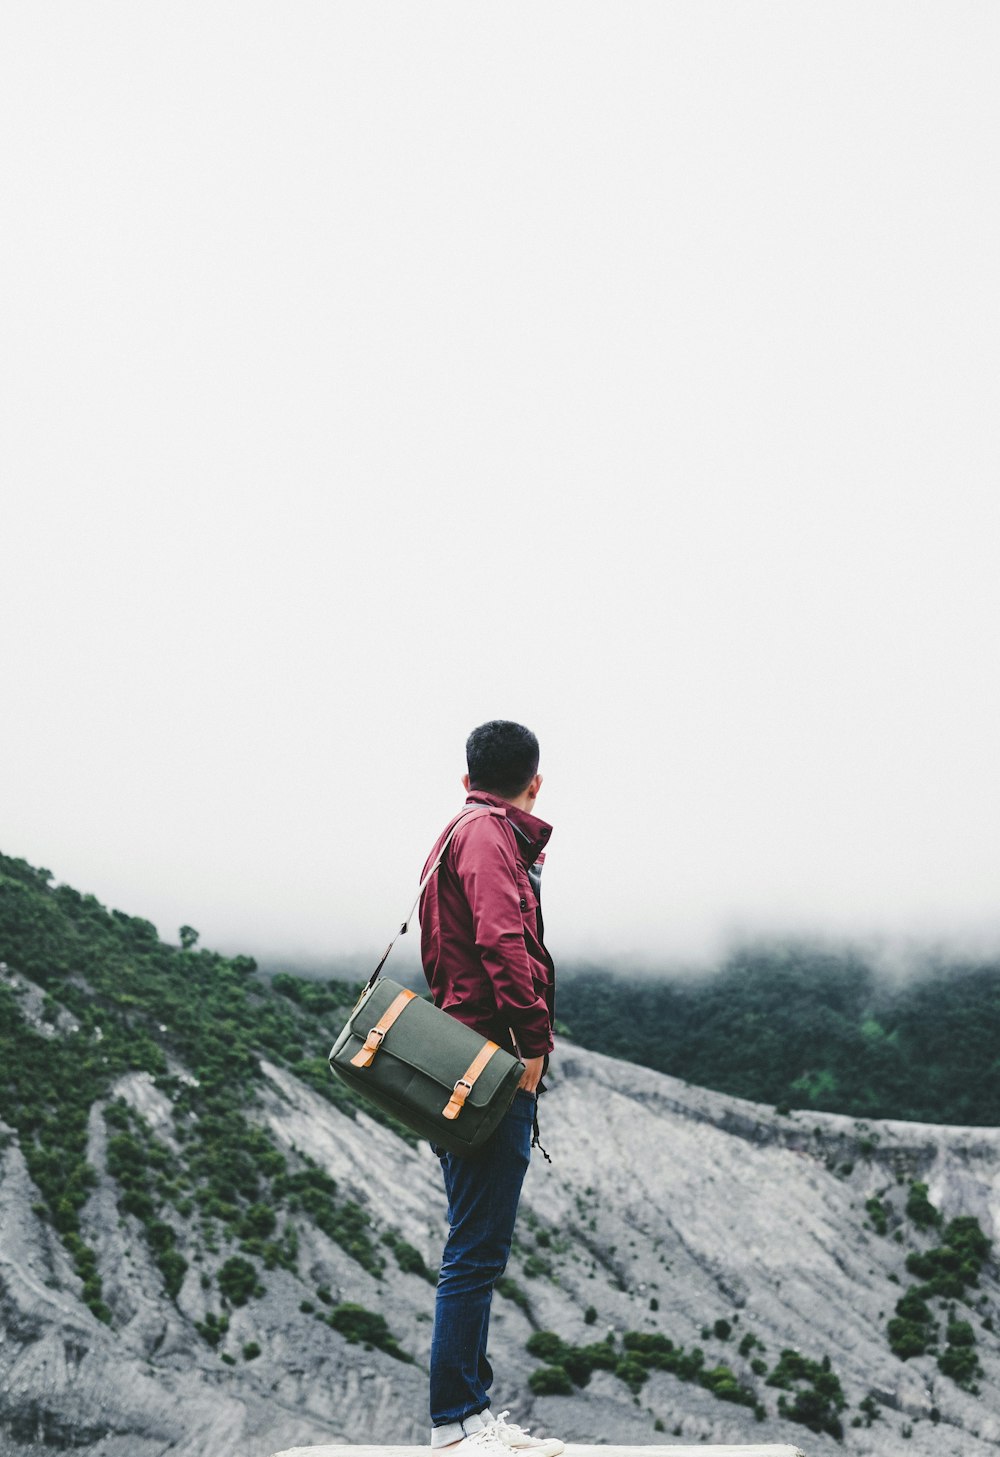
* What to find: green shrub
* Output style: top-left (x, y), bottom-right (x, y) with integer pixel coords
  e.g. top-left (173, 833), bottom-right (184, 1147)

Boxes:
top-left (887, 1318), bottom-right (933, 1360)
top-left (901, 1215), bottom-right (992, 1310)
top-left (895, 1288), bottom-right (933, 1324)
top-left (194, 1312), bottom-right (230, 1347)
top-left (561, 1349), bottom-right (594, 1387)
top-left (857, 1393), bottom-right (881, 1426)
top-left (327, 1302), bottom-right (412, 1363)
top-left (777, 1387), bottom-right (843, 1440)
top-left (524, 1332), bottom-right (619, 1390)
top-left (905, 1181), bottom-right (941, 1230)
top-left (623, 1332), bottom-right (675, 1367)
top-left (943, 1214), bottom-right (992, 1267)
top-left (243, 1341), bottom-right (261, 1360)
top-left (157, 1246), bottom-right (189, 1299)
top-left (700, 1363), bottom-right (756, 1408)
top-left (864, 1196), bottom-right (889, 1235)
top-left (239, 1203), bottom-right (277, 1239)
top-left (217, 1256), bottom-right (261, 1306)
top-left (578, 1339), bottom-right (618, 1373)
top-left (765, 1347), bottom-right (846, 1439)
top-left (937, 1343), bottom-right (981, 1388)
top-left (528, 1365), bottom-right (573, 1397)
top-left (615, 1356), bottom-right (649, 1393)
top-left (526, 1331), bottom-right (568, 1364)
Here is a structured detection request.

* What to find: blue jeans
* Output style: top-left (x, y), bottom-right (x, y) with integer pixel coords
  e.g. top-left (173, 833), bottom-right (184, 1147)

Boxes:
top-left (429, 1088), bottom-right (537, 1431)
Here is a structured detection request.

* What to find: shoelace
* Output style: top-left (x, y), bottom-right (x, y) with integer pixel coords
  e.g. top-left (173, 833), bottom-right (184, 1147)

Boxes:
top-left (488, 1410), bottom-right (532, 1441)
top-left (463, 1426), bottom-right (510, 1452)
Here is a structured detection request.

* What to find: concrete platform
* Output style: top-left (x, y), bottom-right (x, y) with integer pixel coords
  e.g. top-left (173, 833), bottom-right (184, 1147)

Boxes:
top-left (271, 1446), bottom-right (809, 1457)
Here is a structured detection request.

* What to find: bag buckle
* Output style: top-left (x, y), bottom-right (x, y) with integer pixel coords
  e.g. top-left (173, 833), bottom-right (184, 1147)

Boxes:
top-left (350, 1023), bottom-right (387, 1069)
top-left (442, 1075), bottom-right (475, 1121)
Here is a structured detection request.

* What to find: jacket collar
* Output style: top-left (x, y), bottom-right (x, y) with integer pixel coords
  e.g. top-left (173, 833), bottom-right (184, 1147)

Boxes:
top-left (464, 789), bottom-right (553, 863)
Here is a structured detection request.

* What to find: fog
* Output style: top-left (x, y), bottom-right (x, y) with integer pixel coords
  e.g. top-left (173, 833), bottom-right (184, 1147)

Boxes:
top-left (2, 4), bottom-right (998, 975)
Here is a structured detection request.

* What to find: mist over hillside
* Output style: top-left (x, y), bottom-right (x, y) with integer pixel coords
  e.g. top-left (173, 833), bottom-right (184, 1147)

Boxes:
top-left (255, 934), bottom-right (1000, 1129)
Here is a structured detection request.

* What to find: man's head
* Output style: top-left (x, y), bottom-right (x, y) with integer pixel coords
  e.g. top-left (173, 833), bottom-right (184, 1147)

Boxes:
top-left (463, 719), bottom-right (542, 808)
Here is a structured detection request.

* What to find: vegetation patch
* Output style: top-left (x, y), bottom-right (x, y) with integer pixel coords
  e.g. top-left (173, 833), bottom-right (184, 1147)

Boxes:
top-left (905, 1181), bottom-right (941, 1231)
top-left (765, 1347), bottom-right (847, 1439)
top-left (217, 1255), bottom-right (264, 1307)
top-left (103, 1099), bottom-right (189, 1298)
top-left (326, 1301), bottom-right (412, 1362)
top-left (525, 1329), bottom-right (764, 1418)
top-left (864, 1194), bottom-right (890, 1235)
top-left (887, 1188), bottom-right (992, 1390)
top-left (194, 1311), bottom-right (230, 1348)
top-left (382, 1229), bottom-right (436, 1284)
top-left (273, 1162), bottom-right (383, 1277)
top-left (851, 1393), bottom-right (882, 1428)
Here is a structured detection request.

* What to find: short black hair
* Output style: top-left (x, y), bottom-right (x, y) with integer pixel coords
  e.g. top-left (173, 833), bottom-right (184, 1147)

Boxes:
top-left (466, 720), bottom-right (540, 799)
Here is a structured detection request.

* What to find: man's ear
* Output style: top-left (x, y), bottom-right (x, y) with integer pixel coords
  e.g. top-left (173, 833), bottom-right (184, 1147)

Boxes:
top-left (461, 772), bottom-right (471, 791)
top-left (528, 772), bottom-right (543, 799)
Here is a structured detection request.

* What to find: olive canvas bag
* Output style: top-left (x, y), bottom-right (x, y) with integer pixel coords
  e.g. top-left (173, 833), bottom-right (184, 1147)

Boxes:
top-left (328, 806), bottom-right (526, 1155)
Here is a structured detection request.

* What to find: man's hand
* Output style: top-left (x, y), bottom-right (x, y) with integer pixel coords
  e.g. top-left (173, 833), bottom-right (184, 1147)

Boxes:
top-left (518, 1054), bottom-right (545, 1094)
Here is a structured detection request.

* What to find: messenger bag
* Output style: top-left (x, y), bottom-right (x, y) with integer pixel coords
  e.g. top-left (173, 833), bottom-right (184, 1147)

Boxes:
top-left (328, 806), bottom-right (526, 1155)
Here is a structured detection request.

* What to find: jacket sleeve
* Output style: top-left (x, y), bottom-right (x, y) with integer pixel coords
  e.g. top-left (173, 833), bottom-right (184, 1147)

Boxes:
top-left (451, 817), bottom-right (554, 1058)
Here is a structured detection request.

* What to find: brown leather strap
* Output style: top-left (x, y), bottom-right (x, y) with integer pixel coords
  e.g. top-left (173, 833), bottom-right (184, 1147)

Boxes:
top-left (442, 1040), bottom-right (502, 1120)
top-left (350, 988), bottom-right (417, 1067)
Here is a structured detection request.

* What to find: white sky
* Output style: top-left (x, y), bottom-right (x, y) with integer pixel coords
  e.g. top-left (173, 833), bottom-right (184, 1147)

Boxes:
top-left (2, 3), bottom-right (999, 975)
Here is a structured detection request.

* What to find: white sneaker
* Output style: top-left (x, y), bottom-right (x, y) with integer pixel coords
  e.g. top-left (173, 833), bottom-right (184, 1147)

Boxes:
top-left (442, 1427), bottom-right (510, 1456)
top-left (482, 1409), bottom-right (565, 1457)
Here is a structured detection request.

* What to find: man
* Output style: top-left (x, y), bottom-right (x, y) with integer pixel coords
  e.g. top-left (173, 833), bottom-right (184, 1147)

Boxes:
top-left (419, 721), bottom-right (563, 1457)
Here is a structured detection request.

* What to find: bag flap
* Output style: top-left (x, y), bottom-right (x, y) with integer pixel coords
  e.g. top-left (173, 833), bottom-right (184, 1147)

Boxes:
top-left (342, 978), bottom-right (520, 1109)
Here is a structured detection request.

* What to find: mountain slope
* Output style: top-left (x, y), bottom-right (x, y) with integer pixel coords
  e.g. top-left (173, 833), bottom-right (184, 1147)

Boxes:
top-left (3, 854), bottom-right (1000, 1456)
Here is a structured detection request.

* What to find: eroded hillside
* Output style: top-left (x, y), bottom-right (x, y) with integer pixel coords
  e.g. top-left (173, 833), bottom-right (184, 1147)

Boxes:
top-left (3, 854), bottom-right (1000, 1457)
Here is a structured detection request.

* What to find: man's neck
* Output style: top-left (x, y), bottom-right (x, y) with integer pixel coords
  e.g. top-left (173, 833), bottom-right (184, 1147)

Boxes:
top-left (504, 789), bottom-right (537, 813)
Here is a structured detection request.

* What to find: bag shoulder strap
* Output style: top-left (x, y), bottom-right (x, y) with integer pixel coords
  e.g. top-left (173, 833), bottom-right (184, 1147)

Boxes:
top-left (361, 804), bottom-right (504, 994)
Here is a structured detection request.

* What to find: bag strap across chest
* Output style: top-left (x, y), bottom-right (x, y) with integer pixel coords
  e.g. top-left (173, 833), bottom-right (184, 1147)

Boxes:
top-left (360, 804), bottom-right (503, 997)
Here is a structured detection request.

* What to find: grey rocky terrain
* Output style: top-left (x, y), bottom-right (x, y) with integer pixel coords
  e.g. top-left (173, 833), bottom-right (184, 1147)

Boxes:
top-left (3, 971), bottom-right (1000, 1457)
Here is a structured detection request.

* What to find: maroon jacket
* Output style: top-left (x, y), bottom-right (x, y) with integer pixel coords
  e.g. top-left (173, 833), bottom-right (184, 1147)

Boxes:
top-left (418, 789), bottom-right (555, 1062)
